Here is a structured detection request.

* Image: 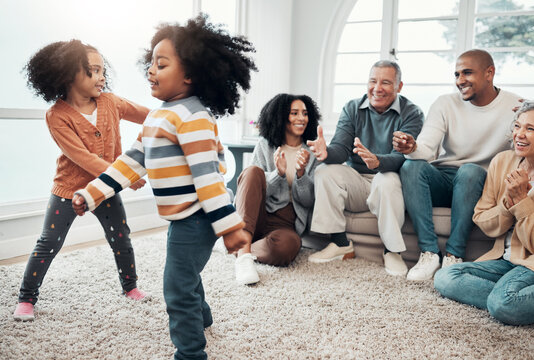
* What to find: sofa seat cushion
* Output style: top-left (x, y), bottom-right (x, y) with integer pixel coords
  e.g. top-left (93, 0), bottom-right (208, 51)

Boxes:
top-left (338, 207), bottom-right (494, 264)
top-left (344, 207), bottom-right (454, 237)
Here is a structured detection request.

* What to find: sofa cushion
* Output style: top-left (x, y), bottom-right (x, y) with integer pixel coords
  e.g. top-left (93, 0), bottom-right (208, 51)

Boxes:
top-left (345, 207), bottom-right (458, 237)
top-left (334, 207), bottom-right (495, 265)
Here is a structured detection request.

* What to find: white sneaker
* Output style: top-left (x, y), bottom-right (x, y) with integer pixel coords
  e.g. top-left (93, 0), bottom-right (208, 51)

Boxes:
top-left (442, 254), bottom-right (463, 268)
top-left (308, 241), bottom-right (355, 263)
top-left (406, 251), bottom-right (440, 281)
top-left (235, 253), bottom-right (259, 285)
top-left (212, 237), bottom-right (228, 254)
top-left (383, 252), bottom-right (408, 276)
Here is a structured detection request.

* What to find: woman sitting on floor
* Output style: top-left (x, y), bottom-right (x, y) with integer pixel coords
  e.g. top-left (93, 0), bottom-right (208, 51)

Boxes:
top-left (434, 100), bottom-right (534, 325)
top-left (233, 93), bottom-right (320, 285)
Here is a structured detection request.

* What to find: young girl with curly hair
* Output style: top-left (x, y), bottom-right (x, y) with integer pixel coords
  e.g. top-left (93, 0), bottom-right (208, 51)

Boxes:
top-left (13, 40), bottom-right (150, 322)
top-left (73, 14), bottom-right (256, 359)
top-left (233, 93), bottom-right (320, 285)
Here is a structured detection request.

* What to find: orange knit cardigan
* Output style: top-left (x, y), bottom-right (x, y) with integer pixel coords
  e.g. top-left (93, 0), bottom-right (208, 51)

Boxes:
top-left (46, 93), bottom-right (149, 199)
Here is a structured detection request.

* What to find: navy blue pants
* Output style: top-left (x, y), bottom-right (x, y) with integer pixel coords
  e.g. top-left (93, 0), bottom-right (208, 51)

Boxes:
top-left (164, 210), bottom-right (217, 360)
top-left (18, 194), bottom-right (138, 304)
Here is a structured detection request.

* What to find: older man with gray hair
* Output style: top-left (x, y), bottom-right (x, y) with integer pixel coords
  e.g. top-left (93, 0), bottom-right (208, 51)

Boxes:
top-left (306, 60), bottom-right (424, 276)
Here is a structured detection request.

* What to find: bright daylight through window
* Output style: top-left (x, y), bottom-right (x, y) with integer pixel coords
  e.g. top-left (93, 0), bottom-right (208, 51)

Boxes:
top-left (0, 0), bottom-right (236, 204)
top-left (331, 0), bottom-right (534, 127)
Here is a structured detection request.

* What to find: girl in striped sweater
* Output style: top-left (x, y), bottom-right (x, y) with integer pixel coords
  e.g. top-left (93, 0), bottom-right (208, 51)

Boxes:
top-left (73, 15), bottom-right (256, 360)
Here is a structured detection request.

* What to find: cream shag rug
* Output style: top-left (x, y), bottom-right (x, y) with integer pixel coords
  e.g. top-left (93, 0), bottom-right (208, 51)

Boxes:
top-left (1, 230), bottom-right (533, 360)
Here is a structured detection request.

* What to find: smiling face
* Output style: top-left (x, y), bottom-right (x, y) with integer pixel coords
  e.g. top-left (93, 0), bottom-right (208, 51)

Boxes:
top-left (513, 110), bottom-right (534, 160)
top-left (70, 51), bottom-right (105, 99)
top-left (454, 55), bottom-right (495, 106)
top-left (367, 66), bottom-right (403, 114)
top-left (147, 39), bottom-right (192, 102)
top-left (285, 100), bottom-right (308, 142)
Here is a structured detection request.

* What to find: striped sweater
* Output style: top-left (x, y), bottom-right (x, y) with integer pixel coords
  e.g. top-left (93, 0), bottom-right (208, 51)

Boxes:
top-left (76, 96), bottom-right (244, 237)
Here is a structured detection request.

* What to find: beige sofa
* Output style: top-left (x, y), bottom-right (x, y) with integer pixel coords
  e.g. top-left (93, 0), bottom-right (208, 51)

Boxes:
top-left (302, 208), bottom-right (495, 267)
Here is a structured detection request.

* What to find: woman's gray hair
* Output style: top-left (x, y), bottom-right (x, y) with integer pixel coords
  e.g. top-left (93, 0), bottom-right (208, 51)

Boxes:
top-left (515, 100), bottom-right (534, 120)
top-left (508, 100), bottom-right (534, 148)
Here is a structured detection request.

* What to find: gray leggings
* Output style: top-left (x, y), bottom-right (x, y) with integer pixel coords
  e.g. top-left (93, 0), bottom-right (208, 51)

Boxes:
top-left (18, 194), bottom-right (138, 304)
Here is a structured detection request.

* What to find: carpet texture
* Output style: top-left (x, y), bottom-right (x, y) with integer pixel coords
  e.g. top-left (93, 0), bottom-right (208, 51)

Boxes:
top-left (1, 230), bottom-right (533, 360)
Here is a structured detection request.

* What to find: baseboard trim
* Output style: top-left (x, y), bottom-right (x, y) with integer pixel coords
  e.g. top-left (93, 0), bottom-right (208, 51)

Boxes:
top-left (0, 196), bottom-right (167, 260)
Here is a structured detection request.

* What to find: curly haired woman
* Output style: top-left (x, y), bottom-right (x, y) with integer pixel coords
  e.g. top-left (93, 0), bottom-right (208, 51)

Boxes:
top-left (233, 93), bottom-right (321, 285)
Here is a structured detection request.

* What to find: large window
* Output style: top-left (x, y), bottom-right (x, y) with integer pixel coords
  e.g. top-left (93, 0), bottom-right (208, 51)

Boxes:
top-left (325, 0), bottom-right (534, 133)
top-left (0, 0), bottom-right (237, 205)
top-left (333, 0), bottom-right (384, 114)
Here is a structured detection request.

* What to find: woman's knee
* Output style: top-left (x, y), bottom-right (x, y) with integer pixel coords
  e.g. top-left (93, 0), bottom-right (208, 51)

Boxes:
top-left (433, 267), bottom-right (450, 295)
top-left (237, 166), bottom-right (265, 186)
top-left (434, 266), bottom-right (461, 298)
top-left (487, 291), bottom-right (533, 325)
top-left (264, 230), bottom-right (301, 266)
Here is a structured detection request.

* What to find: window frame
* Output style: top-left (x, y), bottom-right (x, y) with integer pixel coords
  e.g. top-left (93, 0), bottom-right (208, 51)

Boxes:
top-left (321, 0), bottom-right (534, 136)
top-left (0, 0), bottom-right (244, 206)
top-left (0, 0), bottom-right (246, 116)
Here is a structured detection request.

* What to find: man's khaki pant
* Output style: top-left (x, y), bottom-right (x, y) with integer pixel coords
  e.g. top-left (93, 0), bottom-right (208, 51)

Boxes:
top-left (310, 164), bottom-right (406, 252)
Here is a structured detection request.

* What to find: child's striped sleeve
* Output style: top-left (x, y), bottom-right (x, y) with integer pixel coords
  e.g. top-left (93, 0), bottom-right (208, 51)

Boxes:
top-left (75, 134), bottom-right (147, 211)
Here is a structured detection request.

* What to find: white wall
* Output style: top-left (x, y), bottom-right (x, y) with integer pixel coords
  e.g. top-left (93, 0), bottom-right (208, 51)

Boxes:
top-left (213, 0), bottom-right (294, 143)
top-left (244, 0), bottom-right (294, 124)
top-left (289, 0), bottom-right (345, 110)
top-left (0, 0), bottom-right (297, 260)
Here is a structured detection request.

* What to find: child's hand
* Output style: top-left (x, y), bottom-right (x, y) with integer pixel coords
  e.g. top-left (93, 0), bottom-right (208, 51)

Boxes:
top-left (129, 178), bottom-right (146, 191)
top-left (72, 194), bottom-right (88, 216)
top-left (223, 229), bottom-right (248, 254)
